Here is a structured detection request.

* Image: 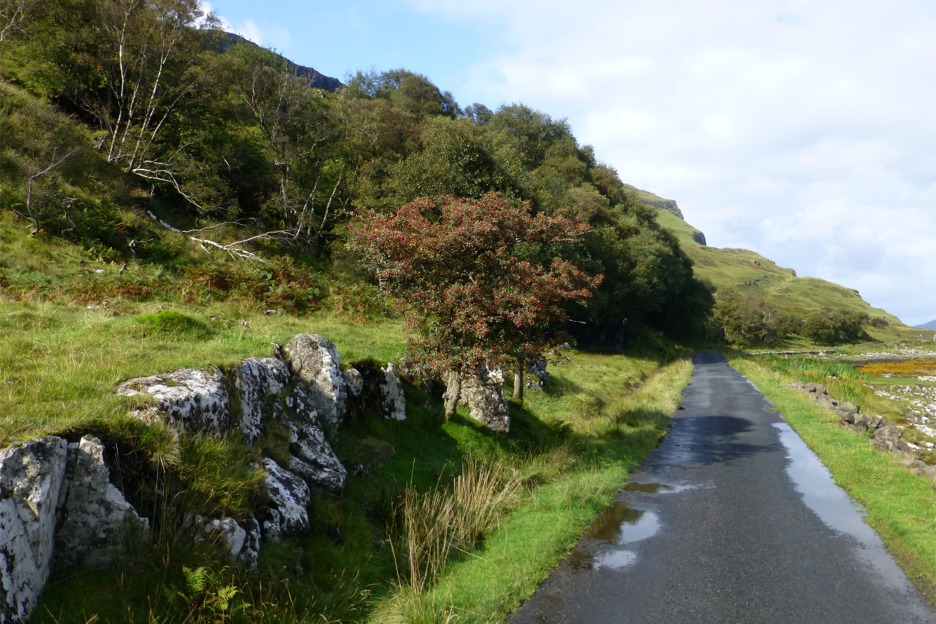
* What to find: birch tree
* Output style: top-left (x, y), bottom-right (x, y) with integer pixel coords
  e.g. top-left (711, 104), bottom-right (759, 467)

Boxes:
top-left (237, 48), bottom-right (345, 247)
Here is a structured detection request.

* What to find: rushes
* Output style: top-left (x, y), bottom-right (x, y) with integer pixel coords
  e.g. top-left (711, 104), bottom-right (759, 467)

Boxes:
top-left (396, 458), bottom-right (522, 593)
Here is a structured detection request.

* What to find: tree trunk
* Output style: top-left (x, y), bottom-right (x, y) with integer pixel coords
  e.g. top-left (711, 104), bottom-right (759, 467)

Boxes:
top-left (443, 370), bottom-right (461, 418)
top-left (513, 356), bottom-right (524, 403)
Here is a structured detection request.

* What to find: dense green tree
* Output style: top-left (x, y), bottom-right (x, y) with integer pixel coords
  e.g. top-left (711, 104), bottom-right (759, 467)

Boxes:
top-left (572, 196), bottom-right (712, 345)
top-left (389, 116), bottom-right (518, 204)
top-left (713, 288), bottom-right (791, 345)
top-left (801, 310), bottom-right (869, 345)
top-left (464, 102), bottom-right (493, 125)
top-left (344, 68), bottom-right (459, 119)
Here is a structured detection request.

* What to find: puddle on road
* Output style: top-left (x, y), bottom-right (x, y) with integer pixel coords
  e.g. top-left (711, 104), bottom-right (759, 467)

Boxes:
top-left (570, 480), bottom-right (692, 572)
top-left (582, 501), bottom-right (660, 544)
top-left (772, 422), bottom-right (918, 594)
top-left (593, 549), bottom-right (638, 570)
top-left (572, 502), bottom-right (661, 571)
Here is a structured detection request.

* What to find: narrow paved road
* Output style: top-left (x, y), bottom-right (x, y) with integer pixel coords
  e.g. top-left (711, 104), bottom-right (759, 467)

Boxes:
top-left (510, 352), bottom-right (935, 624)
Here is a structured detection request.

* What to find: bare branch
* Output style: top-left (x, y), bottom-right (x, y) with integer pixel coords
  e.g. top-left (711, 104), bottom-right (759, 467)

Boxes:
top-left (0, 0), bottom-right (32, 46)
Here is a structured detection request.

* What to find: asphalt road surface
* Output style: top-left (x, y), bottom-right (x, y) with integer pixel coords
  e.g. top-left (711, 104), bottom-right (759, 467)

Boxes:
top-left (509, 352), bottom-right (936, 624)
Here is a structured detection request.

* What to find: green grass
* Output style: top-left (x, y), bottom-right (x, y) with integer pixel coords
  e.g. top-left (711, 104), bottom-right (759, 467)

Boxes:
top-left (732, 356), bottom-right (936, 602)
top-left (0, 297), bottom-right (404, 443)
top-left (12, 278), bottom-right (691, 623)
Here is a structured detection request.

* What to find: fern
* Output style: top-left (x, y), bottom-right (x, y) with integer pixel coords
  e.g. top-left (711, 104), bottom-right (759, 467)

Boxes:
top-left (183, 566), bottom-right (209, 596)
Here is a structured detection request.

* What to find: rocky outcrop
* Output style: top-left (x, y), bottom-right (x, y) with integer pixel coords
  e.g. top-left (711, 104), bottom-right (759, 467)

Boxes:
top-left (445, 367), bottom-right (510, 432)
top-left (54, 436), bottom-right (149, 570)
top-left (195, 515), bottom-right (260, 570)
top-left (791, 382), bottom-right (922, 462)
top-left (348, 360), bottom-right (408, 422)
top-left (117, 368), bottom-right (230, 436)
top-left (527, 357), bottom-right (549, 392)
top-left (0, 437), bottom-right (67, 623)
top-left (381, 364), bottom-right (407, 421)
top-left (284, 421), bottom-right (346, 497)
top-left (258, 458), bottom-right (310, 538)
top-left (1, 333), bottom-right (407, 622)
top-left (282, 335), bottom-right (347, 430)
top-left (235, 358), bottom-right (291, 443)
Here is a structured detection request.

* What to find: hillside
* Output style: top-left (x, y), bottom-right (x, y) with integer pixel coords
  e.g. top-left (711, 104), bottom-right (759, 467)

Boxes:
top-left (643, 192), bottom-right (920, 343)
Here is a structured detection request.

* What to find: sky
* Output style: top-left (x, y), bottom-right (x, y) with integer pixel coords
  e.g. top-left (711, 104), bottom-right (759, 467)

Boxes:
top-left (203, 0), bottom-right (936, 326)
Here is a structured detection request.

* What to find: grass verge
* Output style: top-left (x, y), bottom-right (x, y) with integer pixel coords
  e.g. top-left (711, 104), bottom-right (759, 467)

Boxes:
top-left (370, 354), bottom-right (693, 623)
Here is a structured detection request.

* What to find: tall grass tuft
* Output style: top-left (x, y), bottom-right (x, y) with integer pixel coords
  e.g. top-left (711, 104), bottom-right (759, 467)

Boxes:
top-left (394, 459), bottom-right (522, 595)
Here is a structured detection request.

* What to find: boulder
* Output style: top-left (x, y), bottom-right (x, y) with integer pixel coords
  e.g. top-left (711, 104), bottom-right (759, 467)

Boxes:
top-left (235, 358), bottom-right (291, 444)
top-left (381, 363), bottom-right (407, 421)
top-left (257, 458), bottom-right (309, 538)
top-left (194, 515), bottom-right (260, 570)
top-left (346, 359), bottom-right (407, 422)
top-left (282, 335), bottom-right (347, 431)
top-left (527, 356), bottom-right (549, 392)
top-left (446, 366), bottom-right (510, 432)
top-left (283, 421), bottom-right (347, 497)
top-left (343, 368), bottom-right (364, 398)
top-left (851, 413), bottom-right (873, 431)
top-left (117, 368), bottom-right (230, 436)
top-left (871, 425), bottom-right (904, 454)
top-left (805, 383), bottom-right (828, 396)
top-left (0, 437), bottom-right (68, 624)
top-left (54, 436), bottom-right (149, 570)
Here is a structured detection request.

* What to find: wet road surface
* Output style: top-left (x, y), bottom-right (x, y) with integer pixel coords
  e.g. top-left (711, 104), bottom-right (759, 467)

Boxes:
top-left (509, 352), bottom-right (936, 624)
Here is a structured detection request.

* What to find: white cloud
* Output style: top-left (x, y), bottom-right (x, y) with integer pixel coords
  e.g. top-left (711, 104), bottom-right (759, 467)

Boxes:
top-left (199, 2), bottom-right (294, 53)
top-left (413, 0), bottom-right (936, 323)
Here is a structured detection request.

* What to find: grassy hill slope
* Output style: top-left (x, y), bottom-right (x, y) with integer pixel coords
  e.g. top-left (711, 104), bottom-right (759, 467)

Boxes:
top-left (647, 194), bottom-right (920, 343)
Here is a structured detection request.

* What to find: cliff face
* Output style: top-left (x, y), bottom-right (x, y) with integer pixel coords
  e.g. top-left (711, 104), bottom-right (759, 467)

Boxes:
top-left (626, 184), bottom-right (684, 220)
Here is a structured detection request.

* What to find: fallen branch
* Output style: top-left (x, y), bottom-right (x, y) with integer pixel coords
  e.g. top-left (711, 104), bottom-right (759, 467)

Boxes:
top-left (188, 230), bottom-right (293, 263)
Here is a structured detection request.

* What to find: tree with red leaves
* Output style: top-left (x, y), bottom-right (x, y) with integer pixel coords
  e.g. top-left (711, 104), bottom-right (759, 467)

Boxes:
top-left (350, 192), bottom-right (600, 414)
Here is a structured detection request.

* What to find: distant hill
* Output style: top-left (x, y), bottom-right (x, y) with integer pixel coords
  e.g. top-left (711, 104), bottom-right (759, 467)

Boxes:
top-left (915, 320), bottom-right (936, 330)
top-left (218, 32), bottom-right (343, 92)
top-left (638, 190), bottom-right (917, 341)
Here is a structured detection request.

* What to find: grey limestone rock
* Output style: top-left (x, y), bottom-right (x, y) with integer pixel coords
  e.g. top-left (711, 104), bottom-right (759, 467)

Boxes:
top-left (527, 356), bottom-right (549, 392)
top-left (195, 515), bottom-right (260, 570)
top-left (0, 436), bottom-right (68, 624)
top-left (117, 368), bottom-right (230, 436)
top-left (381, 363), bottom-right (407, 421)
top-left (344, 368), bottom-right (364, 398)
top-left (871, 425), bottom-right (904, 454)
top-left (446, 366), bottom-right (510, 432)
top-left (282, 335), bottom-right (347, 431)
top-left (54, 436), bottom-right (148, 570)
top-left (257, 458), bottom-right (310, 538)
top-left (235, 358), bottom-right (291, 444)
top-left (284, 421), bottom-right (347, 497)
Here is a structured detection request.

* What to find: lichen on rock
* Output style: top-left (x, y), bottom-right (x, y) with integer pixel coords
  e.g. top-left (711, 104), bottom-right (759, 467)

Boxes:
top-left (257, 458), bottom-right (310, 538)
top-left (281, 334), bottom-right (348, 431)
top-left (235, 357), bottom-right (291, 444)
top-left (117, 368), bottom-right (231, 436)
top-left (0, 436), bottom-right (68, 624)
top-left (54, 436), bottom-right (149, 570)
